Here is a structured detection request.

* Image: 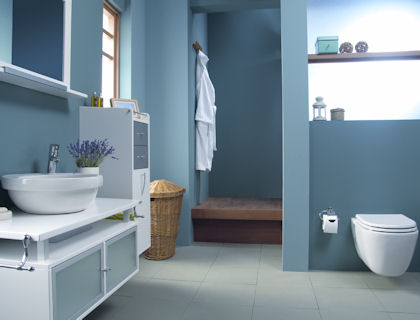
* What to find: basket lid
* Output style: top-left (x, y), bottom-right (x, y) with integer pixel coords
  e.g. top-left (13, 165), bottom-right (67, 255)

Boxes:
top-left (150, 179), bottom-right (185, 198)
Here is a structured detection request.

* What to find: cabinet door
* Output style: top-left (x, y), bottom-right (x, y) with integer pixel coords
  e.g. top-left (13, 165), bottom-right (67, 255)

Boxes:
top-left (134, 145), bottom-right (148, 169)
top-left (105, 227), bottom-right (138, 293)
top-left (133, 122), bottom-right (148, 146)
top-left (136, 195), bottom-right (151, 254)
top-left (133, 170), bottom-right (150, 254)
top-left (52, 245), bottom-right (103, 320)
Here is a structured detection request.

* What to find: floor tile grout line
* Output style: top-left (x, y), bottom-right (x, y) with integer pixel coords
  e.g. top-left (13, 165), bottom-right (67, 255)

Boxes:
top-left (200, 243), bottom-right (223, 282)
top-left (150, 244), bottom-right (223, 320)
top-left (251, 244), bottom-right (263, 320)
top-left (189, 243), bottom-right (223, 303)
top-left (370, 287), bottom-right (389, 313)
top-left (309, 271), bottom-right (321, 313)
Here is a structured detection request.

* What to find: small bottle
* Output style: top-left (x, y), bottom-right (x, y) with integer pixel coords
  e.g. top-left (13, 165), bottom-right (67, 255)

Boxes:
top-left (91, 92), bottom-right (98, 107)
top-left (98, 93), bottom-right (103, 107)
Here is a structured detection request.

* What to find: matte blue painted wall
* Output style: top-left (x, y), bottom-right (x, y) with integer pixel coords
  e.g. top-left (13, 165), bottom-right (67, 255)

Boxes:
top-left (119, 0), bottom-right (147, 104)
top-left (119, 0), bottom-right (133, 99)
top-left (0, 0), bottom-right (102, 207)
top-left (108, 0), bottom-right (126, 12)
top-left (71, 0), bottom-right (103, 95)
top-left (12, 0), bottom-right (63, 80)
top-left (310, 121), bottom-right (420, 271)
top-left (0, 0), bottom-right (13, 63)
top-left (207, 9), bottom-right (282, 198)
top-left (191, 0), bottom-right (279, 13)
top-left (130, 0), bottom-right (146, 106)
top-left (190, 13), bottom-right (210, 205)
top-left (281, 0), bottom-right (310, 271)
top-left (145, 0), bottom-right (192, 245)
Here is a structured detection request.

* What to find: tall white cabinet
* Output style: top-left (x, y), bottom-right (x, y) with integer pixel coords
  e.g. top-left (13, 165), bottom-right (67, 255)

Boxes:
top-left (80, 107), bottom-right (151, 254)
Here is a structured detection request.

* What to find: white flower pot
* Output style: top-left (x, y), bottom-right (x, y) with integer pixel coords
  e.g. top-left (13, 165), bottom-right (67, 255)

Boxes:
top-left (77, 167), bottom-right (100, 175)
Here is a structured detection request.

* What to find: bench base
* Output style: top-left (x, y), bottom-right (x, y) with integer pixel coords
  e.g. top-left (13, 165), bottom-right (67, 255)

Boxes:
top-left (192, 198), bottom-right (283, 244)
top-left (193, 219), bottom-right (282, 244)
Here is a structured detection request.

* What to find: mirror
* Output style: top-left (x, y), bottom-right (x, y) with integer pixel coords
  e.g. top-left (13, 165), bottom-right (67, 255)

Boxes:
top-left (12, 0), bottom-right (63, 81)
top-left (2, 0), bottom-right (71, 84)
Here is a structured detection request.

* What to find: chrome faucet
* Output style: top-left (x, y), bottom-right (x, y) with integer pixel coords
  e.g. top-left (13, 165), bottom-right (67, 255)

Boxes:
top-left (47, 144), bottom-right (60, 174)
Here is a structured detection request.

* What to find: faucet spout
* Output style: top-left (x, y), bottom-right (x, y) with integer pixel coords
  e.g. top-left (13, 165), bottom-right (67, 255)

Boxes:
top-left (47, 144), bottom-right (60, 174)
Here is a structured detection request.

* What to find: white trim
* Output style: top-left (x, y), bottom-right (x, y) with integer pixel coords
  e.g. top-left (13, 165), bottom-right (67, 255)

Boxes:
top-left (62, 0), bottom-right (72, 85)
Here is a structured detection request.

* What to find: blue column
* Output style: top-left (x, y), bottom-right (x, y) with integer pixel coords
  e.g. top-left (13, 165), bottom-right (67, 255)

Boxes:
top-left (281, 0), bottom-right (310, 271)
top-left (146, 0), bottom-right (192, 245)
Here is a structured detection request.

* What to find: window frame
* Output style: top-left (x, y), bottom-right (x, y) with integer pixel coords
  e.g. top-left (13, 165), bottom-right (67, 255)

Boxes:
top-left (103, 0), bottom-right (120, 99)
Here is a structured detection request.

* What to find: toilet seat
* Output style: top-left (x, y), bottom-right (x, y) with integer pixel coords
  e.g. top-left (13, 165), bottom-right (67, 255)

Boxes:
top-left (355, 214), bottom-right (418, 233)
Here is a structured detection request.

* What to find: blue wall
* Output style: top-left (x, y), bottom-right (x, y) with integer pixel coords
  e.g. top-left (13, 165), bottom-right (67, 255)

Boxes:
top-left (12, 0), bottom-right (63, 80)
top-left (0, 0), bottom-right (103, 207)
top-left (281, 0), bottom-right (310, 271)
top-left (145, 0), bottom-right (192, 245)
top-left (0, 0), bottom-right (13, 63)
top-left (207, 9), bottom-right (282, 198)
top-left (119, 0), bottom-right (147, 104)
top-left (310, 120), bottom-right (420, 271)
top-left (190, 13), bottom-right (210, 205)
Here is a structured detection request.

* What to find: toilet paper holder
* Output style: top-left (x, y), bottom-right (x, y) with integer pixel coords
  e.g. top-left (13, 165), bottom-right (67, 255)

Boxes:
top-left (318, 207), bottom-right (338, 220)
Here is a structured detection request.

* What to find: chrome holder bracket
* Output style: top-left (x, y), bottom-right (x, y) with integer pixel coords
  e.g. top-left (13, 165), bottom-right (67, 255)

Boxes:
top-left (318, 207), bottom-right (337, 220)
top-left (0, 235), bottom-right (35, 272)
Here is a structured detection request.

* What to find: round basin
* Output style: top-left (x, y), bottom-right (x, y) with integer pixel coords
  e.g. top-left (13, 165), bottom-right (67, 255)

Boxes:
top-left (1, 173), bottom-right (103, 214)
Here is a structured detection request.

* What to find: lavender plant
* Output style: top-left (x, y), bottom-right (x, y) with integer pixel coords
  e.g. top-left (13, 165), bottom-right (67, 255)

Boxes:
top-left (68, 139), bottom-right (117, 167)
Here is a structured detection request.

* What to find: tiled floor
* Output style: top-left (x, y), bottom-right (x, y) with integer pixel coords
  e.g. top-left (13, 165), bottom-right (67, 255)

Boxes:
top-left (86, 243), bottom-right (420, 320)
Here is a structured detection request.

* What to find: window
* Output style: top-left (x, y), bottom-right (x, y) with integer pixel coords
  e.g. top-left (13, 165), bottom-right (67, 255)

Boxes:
top-left (102, 1), bottom-right (120, 107)
top-left (307, 0), bottom-right (420, 120)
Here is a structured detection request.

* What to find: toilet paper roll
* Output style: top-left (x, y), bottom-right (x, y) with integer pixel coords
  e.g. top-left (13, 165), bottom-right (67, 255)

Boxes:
top-left (322, 215), bottom-right (338, 234)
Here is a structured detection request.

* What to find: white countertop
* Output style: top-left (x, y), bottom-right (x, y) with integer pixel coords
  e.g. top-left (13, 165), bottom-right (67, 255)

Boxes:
top-left (0, 198), bottom-right (138, 241)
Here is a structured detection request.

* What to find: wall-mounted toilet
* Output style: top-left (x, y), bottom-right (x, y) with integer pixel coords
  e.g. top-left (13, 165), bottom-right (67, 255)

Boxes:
top-left (351, 214), bottom-right (418, 277)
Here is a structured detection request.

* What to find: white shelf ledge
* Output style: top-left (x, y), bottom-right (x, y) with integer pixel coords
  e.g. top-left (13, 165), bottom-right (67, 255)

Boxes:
top-left (0, 198), bottom-right (139, 241)
top-left (308, 50), bottom-right (420, 64)
top-left (0, 61), bottom-right (87, 99)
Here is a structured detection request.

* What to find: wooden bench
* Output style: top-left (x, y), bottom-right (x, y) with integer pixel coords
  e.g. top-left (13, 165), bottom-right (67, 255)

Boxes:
top-left (191, 198), bottom-right (283, 244)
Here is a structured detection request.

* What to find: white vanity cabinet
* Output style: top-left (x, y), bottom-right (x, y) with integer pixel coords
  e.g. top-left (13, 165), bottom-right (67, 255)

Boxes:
top-left (0, 198), bottom-right (139, 320)
top-left (80, 107), bottom-right (151, 255)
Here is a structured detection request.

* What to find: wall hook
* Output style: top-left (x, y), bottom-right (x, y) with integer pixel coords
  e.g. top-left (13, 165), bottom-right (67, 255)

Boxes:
top-left (193, 41), bottom-right (202, 52)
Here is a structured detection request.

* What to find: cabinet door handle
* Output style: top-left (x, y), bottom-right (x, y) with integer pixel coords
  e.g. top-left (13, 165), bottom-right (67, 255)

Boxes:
top-left (141, 173), bottom-right (146, 196)
top-left (101, 267), bottom-right (112, 272)
top-left (136, 132), bottom-right (144, 135)
top-left (133, 203), bottom-right (144, 218)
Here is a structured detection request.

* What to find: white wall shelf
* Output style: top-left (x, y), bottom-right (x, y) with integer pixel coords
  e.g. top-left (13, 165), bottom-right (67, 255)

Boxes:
top-left (308, 50), bottom-right (420, 64)
top-left (0, 61), bottom-right (87, 99)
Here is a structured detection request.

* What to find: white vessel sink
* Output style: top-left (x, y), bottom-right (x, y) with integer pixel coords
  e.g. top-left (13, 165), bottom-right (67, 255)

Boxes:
top-left (1, 173), bottom-right (103, 214)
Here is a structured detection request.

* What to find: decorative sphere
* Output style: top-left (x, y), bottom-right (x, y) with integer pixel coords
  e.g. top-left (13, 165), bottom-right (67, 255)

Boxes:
top-left (339, 42), bottom-right (353, 53)
top-left (355, 41), bottom-right (369, 53)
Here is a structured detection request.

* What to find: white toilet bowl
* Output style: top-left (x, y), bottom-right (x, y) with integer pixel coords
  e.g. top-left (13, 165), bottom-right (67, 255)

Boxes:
top-left (351, 214), bottom-right (418, 277)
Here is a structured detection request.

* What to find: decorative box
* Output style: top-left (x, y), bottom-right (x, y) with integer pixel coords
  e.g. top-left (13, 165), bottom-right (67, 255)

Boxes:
top-left (316, 36), bottom-right (339, 54)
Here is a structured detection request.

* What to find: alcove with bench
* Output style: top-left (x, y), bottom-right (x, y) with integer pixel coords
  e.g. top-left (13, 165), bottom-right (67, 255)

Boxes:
top-left (190, 7), bottom-right (283, 245)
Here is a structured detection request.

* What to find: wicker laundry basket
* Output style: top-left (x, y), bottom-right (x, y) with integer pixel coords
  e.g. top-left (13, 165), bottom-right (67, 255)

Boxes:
top-left (145, 180), bottom-right (185, 260)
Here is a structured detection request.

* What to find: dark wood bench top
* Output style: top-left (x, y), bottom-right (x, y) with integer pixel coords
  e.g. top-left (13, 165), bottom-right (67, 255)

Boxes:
top-left (192, 197), bottom-right (283, 221)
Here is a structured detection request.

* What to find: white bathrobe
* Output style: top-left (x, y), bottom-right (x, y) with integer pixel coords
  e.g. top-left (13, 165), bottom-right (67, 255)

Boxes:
top-left (196, 50), bottom-right (217, 172)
